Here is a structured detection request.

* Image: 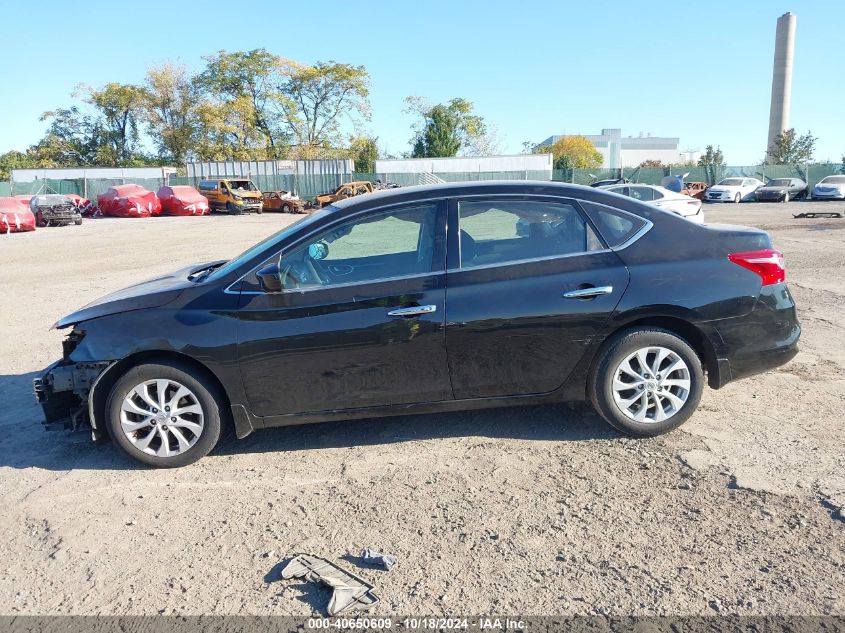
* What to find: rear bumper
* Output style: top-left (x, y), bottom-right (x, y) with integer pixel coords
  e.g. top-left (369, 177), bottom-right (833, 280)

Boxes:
top-left (706, 283), bottom-right (800, 388)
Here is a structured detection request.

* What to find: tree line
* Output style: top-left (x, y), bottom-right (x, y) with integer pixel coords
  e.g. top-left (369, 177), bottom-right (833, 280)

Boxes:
top-left (0, 49), bottom-right (499, 179)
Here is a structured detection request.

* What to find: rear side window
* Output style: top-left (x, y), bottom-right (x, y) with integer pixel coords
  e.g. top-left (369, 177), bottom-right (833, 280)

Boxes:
top-left (457, 200), bottom-right (601, 269)
top-left (579, 200), bottom-right (649, 248)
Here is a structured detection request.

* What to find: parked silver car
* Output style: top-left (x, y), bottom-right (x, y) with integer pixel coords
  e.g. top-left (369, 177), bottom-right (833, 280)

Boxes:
top-left (811, 175), bottom-right (845, 200)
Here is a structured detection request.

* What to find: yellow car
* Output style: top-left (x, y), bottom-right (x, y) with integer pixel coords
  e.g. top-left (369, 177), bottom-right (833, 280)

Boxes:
top-left (198, 178), bottom-right (263, 214)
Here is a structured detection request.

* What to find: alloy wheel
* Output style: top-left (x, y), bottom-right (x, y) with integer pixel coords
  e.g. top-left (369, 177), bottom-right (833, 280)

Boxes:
top-left (119, 379), bottom-right (205, 457)
top-left (611, 346), bottom-right (691, 424)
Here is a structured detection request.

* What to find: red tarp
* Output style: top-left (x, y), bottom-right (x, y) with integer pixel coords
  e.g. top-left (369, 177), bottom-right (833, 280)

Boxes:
top-left (64, 193), bottom-right (96, 215)
top-left (157, 186), bottom-right (210, 216)
top-left (0, 197), bottom-right (36, 233)
top-left (97, 184), bottom-right (161, 218)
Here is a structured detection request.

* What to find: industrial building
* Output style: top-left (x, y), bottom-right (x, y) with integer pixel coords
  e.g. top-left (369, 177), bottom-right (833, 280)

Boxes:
top-left (536, 129), bottom-right (698, 169)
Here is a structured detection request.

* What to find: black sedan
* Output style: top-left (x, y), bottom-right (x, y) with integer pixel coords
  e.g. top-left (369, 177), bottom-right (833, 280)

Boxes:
top-left (755, 178), bottom-right (808, 202)
top-left (34, 182), bottom-right (800, 467)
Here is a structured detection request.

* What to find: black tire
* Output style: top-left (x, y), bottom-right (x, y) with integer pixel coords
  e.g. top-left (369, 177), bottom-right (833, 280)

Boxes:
top-left (226, 202), bottom-right (241, 215)
top-left (105, 360), bottom-right (224, 468)
top-left (282, 203), bottom-right (291, 213)
top-left (589, 327), bottom-right (704, 437)
top-left (734, 192), bottom-right (741, 203)
top-left (36, 212), bottom-right (46, 228)
top-left (74, 217), bottom-right (82, 225)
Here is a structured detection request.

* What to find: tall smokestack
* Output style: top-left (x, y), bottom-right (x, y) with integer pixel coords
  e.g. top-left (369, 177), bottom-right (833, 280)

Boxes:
top-left (767, 12), bottom-right (797, 158)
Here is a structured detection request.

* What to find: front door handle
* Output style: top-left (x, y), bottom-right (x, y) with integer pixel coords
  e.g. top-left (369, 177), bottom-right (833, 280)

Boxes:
top-left (387, 305), bottom-right (437, 317)
top-left (563, 285), bottom-right (614, 299)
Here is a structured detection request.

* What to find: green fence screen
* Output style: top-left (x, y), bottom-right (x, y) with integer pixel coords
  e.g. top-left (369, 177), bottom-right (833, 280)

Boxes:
top-left (3, 163), bottom-right (843, 202)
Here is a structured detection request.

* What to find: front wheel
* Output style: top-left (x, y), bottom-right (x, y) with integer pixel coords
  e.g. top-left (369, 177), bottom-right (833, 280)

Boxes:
top-left (783, 192), bottom-right (790, 203)
top-left (226, 202), bottom-right (242, 215)
top-left (105, 361), bottom-right (224, 467)
top-left (734, 193), bottom-right (742, 203)
top-left (589, 328), bottom-right (704, 436)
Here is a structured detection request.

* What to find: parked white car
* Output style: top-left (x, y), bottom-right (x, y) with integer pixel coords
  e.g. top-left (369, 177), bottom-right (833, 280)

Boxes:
top-left (704, 177), bottom-right (764, 203)
top-left (602, 184), bottom-right (704, 223)
top-left (811, 175), bottom-right (845, 200)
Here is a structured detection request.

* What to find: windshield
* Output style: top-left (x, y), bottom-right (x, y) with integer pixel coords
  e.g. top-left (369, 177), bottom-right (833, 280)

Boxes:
top-left (206, 208), bottom-right (335, 282)
top-left (768, 179), bottom-right (792, 187)
top-left (820, 176), bottom-right (845, 184)
top-left (226, 180), bottom-right (258, 192)
top-left (718, 178), bottom-right (744, 186)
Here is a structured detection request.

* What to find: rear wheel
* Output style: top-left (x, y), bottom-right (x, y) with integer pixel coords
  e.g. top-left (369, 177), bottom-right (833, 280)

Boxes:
top-left (106, 361), bottom-right (223, 468)
top-left (590, 328), bottom-right (704, 436)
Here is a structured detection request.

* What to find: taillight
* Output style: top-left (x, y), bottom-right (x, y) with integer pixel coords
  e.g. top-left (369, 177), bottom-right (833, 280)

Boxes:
top-left (728, 249), bottom-right (785, 285)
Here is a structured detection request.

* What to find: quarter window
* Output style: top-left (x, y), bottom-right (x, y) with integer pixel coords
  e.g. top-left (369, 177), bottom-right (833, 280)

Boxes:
top-left (579, 200), bottom-right (648, 248)
top-left (457, 200), bottom-right (600, 269)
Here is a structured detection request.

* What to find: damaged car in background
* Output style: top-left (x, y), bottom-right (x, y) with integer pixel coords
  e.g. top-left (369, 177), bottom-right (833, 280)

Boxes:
top-left (34, 181), bottom-right (800, 468)
top-left (30, 194), bottom-right (83, 227)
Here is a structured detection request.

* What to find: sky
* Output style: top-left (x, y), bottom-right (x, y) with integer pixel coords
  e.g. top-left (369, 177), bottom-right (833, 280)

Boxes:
top-left (0, 0), bottom-right (842, 165)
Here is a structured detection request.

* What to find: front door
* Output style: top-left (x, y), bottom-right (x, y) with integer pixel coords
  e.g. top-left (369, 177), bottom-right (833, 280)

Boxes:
top-left (235, 201), bottom-right (451, 417)
top-left (445, 196), bottom-right (630, 399)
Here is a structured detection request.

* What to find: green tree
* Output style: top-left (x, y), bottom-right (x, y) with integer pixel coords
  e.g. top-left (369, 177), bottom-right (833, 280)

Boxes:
top-left (698, 144), bottom-right (726, 184)
top-left (348, 135), bottom-right (378, 172)
top-left (407, 97), bottom-right (486, 158)
top-left (767, 128), bottom-right (816, 165)
top-left (197, 49), bottom-right (290, 159)
top-left (638, 159), bottom-right (667, 168)
top-left (144, 63), bottom-right (201, 165)
top-left (83, 82), bottom-right (148, 165)
top-left (35, 106), bottom-right (98, 166)
top-left (536, 135), bottom-right (602, 170)
top-left (0, 149), bottom-right (41, 180)
top-left (278, 61), bottom-right (371, 156)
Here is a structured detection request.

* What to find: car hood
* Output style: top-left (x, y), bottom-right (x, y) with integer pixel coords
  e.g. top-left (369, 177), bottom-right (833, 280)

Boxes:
top-left (709, 185), bottom-right (741, 193)
top-left (53, 260), bottom-right (226, 329)
top-left (814, 182), bottom-right (844, 189)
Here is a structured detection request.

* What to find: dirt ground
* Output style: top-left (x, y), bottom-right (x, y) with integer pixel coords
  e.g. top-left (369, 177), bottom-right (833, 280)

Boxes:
top-left (0, 201), bottom-right (843, 617)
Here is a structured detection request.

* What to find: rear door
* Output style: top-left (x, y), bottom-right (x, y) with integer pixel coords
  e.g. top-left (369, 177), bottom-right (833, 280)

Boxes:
top-left (444, 196), bottom-right (630, 399)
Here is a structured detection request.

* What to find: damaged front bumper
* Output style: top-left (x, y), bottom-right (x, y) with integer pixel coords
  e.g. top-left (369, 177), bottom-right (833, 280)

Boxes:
top-left (33, 358), bottom-right (112, 440)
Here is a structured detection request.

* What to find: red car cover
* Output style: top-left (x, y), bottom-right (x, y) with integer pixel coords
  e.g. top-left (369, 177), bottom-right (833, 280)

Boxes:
top-left (64, 193), bottom-right (96, 216)
top-left (14, 194), bottom-right (32, 208)
top-left (97, 184), bottom-right (161, 218)
top-left (0, 197), bottom-right (36, 233)
top-left (157, 186), bottom-right (209, 216)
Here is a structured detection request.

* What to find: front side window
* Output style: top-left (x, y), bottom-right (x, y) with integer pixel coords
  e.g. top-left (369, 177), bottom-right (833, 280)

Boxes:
top-left (277, 203), bottom-right (440, 289)
top-left (457, 200), bottom-right (600, 269)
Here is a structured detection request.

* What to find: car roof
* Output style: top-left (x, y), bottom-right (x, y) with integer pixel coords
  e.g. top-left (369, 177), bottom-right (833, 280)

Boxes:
top-left (332, 180), bottom-right (597, 209)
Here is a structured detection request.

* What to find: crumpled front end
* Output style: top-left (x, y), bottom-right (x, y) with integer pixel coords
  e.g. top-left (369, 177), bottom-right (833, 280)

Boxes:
top-left (33, 329), bottom-right (112, 440)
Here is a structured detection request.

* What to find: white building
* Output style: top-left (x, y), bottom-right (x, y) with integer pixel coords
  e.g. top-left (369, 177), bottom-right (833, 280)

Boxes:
top-left (375, 154), bottom-right (553, 180)
top-left (537, 129), bottom-right (699, 168)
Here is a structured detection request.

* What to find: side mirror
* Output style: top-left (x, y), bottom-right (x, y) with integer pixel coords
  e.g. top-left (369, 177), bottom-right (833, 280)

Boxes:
top-left (308, 242), bottom-right (328, 260)
top-left (256, 263), bottom-right (283, 293)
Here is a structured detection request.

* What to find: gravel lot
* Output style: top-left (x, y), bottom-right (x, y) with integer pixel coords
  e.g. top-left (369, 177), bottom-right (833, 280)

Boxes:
top-left (0, 200), bottom-right (843, 616)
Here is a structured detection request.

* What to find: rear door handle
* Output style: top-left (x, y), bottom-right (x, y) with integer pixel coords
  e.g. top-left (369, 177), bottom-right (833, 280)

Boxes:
top-left (387, 305), bottom-right (437, 317)
top-left (563, 285), bottom-right (614, 299)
